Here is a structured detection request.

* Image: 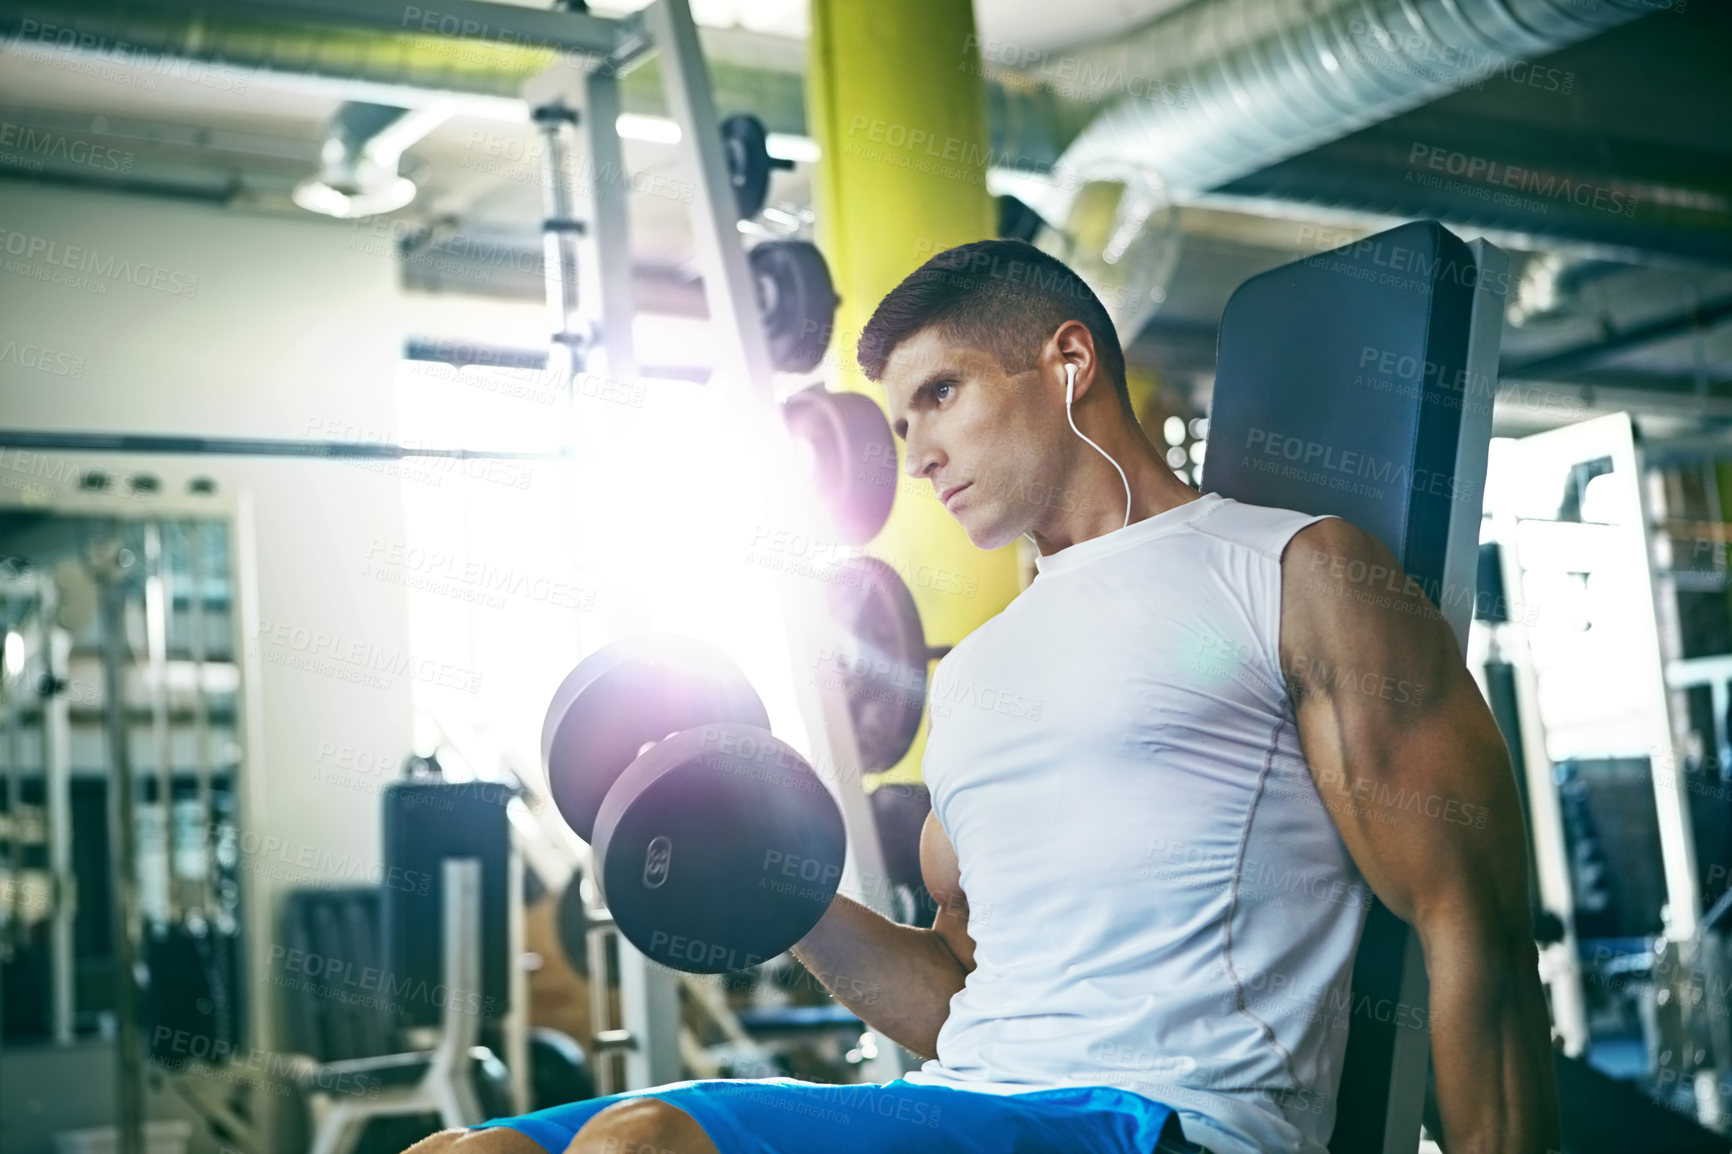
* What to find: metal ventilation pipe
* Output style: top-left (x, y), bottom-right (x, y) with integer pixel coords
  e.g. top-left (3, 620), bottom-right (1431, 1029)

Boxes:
top-left (1049, 0), bottom-right (1662, 205)
top-left (293, 101), bottom-right (449, 217)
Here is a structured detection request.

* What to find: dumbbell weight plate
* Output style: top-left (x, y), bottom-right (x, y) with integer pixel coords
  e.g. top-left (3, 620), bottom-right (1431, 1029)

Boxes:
top-left (722, 113), bottom-right (772, 220)
top-left (541, 636), bottom-right (770, 842)
top-left (782, 385), bottom-right (898, 545)
top-left (750, 240), bottom-right (839, 374)
top-left (591, 723), bottom-right (846, 975)
top-left (826, 557), bottom-right (931, 772)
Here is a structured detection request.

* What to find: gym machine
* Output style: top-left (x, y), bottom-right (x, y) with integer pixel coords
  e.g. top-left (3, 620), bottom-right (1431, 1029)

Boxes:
top-left (0, 506), bottom-right (249, 1154)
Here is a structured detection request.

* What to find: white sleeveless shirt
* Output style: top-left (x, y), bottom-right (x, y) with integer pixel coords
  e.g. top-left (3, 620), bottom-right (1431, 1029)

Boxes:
top-left (901, 493), bottom-right (1370, 1154)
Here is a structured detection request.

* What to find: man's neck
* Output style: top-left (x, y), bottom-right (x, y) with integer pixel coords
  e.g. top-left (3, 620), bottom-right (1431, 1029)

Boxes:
top-left (1030, 434), bottom-right (1200, 554)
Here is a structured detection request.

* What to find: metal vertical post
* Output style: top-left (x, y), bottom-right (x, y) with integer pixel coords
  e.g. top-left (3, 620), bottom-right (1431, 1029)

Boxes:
top-left (619, 934), bottom-right (683, 1089)
top-left (1635, 448), bottom-right (1705, 942)
top-left (40, 587), bottom-right (77, 1043)
top-left (505, 834), bottom-right (529, 1111)
top-left (526, 56), bottom-right (680, 1094)
top-left (640, 0), bottom-right (776, 396)
top-left (1489, 508), bottom-right (1589, 1055)
top-left (535, 102), bottom-right (587, 411)
top-left (187, 520), bottom-right (216, 919)
top-left (97, 549), bottom-right (145, 1154)
top-left (583, 67), bottom-right (639, 384)
top-left (2, 590), bottom-right (19, 967)
top-left (143, 522), bottom-right (175, 926)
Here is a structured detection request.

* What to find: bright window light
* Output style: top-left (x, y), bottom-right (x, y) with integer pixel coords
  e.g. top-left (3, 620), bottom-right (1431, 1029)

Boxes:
top-left (616, 113), bottom-right (682, 144)
top-left (767, 133), bottom-right (820, 163)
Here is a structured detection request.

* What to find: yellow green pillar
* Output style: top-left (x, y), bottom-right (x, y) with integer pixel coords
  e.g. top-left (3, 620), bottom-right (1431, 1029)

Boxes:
top-left (807, 1), bottom-right (1018, 785)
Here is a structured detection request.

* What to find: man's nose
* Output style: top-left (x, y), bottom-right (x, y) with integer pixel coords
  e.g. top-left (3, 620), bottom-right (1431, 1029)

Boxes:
top-left (904, 433), bottom-right (939, 479)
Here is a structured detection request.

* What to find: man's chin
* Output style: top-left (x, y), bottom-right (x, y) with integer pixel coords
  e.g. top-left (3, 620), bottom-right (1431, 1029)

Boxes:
top-left (963, 517), bottom-right (1022, 552)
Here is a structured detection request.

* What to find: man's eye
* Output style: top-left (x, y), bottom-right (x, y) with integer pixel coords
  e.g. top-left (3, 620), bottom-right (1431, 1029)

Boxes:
top-left (934, 382), bottom-right (954, 403)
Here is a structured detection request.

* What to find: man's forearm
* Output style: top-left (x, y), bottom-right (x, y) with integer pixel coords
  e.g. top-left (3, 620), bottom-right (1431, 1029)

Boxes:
top-left (791, 895), bottom-right (967, 1060)
top-left (1422, 925), bottom-right (1560, 1154)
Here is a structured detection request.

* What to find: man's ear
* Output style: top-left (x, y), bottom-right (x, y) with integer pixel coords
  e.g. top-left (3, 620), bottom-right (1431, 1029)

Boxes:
top-left (1049, 321), bottom-right (1101, 400)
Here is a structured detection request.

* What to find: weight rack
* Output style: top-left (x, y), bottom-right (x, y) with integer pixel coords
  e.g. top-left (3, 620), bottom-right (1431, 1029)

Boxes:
top-left (514, 0), bottom-right (901, 1094)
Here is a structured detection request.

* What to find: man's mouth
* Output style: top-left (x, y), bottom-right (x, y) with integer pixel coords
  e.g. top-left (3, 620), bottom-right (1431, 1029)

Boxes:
top-left (940, 483), bottom-right (971, 509)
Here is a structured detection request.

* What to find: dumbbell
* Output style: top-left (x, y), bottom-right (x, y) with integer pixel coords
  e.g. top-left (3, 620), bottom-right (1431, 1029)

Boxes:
top-left (541, 635), bottom-right (846, 975)
top-left (721, 113), bottom-right (795, 221)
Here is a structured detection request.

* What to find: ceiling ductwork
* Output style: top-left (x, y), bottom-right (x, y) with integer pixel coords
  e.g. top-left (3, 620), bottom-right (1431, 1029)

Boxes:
top-left (1, 0), bottom-right (1724, 285)
top-left (293, 101), bottom-right (448, 218)
top-left (1043, 0), bottom-right (1660, 208)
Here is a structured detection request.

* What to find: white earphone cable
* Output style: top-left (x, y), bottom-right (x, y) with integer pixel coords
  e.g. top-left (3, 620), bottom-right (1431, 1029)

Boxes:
top-left (1066, 363), bottom-right (1132, 532)
top-left (1023, 363), bottom-right (1132, 547)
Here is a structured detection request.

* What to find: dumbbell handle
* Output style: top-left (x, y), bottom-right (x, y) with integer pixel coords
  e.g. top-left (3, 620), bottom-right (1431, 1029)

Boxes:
top-left (592, 1029), bottom-right (636, 1053)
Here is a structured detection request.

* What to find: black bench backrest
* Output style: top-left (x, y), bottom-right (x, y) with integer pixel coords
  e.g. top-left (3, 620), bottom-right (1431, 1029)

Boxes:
top-left (1202, 221), bottom-right (1494, 1154)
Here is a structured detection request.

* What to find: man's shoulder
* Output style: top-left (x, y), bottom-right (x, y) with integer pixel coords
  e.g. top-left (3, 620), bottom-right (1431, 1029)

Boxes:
top-left (1189, 494), bottom-right (1343, 565)
top-left (1277, 515), bottom-right (1384, 575)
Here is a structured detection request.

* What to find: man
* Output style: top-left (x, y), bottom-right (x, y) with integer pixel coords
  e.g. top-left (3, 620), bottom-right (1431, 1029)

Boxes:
top-left (410, 239), bottom-right (1558, 1154)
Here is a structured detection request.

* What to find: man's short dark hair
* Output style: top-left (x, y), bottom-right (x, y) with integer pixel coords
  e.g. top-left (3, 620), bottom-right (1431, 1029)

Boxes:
top-left (856, 238), bottom-right (1131, 416)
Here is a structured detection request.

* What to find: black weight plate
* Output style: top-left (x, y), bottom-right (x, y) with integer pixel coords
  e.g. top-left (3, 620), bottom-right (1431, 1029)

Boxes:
top-left (722, 113), bottom-right (772, 220)
top-left (542, 636), bottom-right (769, 842)
top-left (782, 386), bottom-right (898, 544)
top-left (826, 557), bottom-right (929, 772)
top-left (750, 241), bottom-right (839, 374)
top-left (592, 724), bottom-right (846, 975)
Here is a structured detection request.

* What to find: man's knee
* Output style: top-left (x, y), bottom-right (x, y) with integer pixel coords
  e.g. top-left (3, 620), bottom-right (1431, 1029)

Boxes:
top-left (402, 1127), bottom-right (544, 1154)
top-left (568, 1098), bottom-right (717, 1154)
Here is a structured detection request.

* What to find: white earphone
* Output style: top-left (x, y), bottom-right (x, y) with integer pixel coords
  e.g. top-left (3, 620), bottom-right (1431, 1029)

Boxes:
top-left (1064, 362), bottom-right (1132, 532)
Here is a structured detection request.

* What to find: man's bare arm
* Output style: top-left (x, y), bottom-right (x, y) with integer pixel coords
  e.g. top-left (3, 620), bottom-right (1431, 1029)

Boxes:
top-left (791, 811), bottom-right (974, 1060)
top-left (1281, 518), bottom-right (1559, 1154)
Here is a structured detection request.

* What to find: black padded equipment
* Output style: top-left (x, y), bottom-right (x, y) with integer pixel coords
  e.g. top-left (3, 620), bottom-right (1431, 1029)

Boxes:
top-left (1206, 220), bottom-right (1475, 578)
top-left (279, 887), bottom-right (391, 1061)
top-left (591, 723), bottom-right (846, 974)
top-left (380, 782), bottom-right (512, 1029)
top-left (1203, 220), bottom-right (1486, 1154)
top-left (541, 636), bottom-right (770, 841)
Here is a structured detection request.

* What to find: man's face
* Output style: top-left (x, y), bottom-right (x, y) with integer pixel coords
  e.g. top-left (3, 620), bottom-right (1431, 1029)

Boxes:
top-left (881, 327), bottom-right (1065, 551)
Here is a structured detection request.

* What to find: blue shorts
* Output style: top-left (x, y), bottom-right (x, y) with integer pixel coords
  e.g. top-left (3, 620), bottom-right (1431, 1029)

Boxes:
top-left (478, 1077), bottom-right (1203, 1154)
